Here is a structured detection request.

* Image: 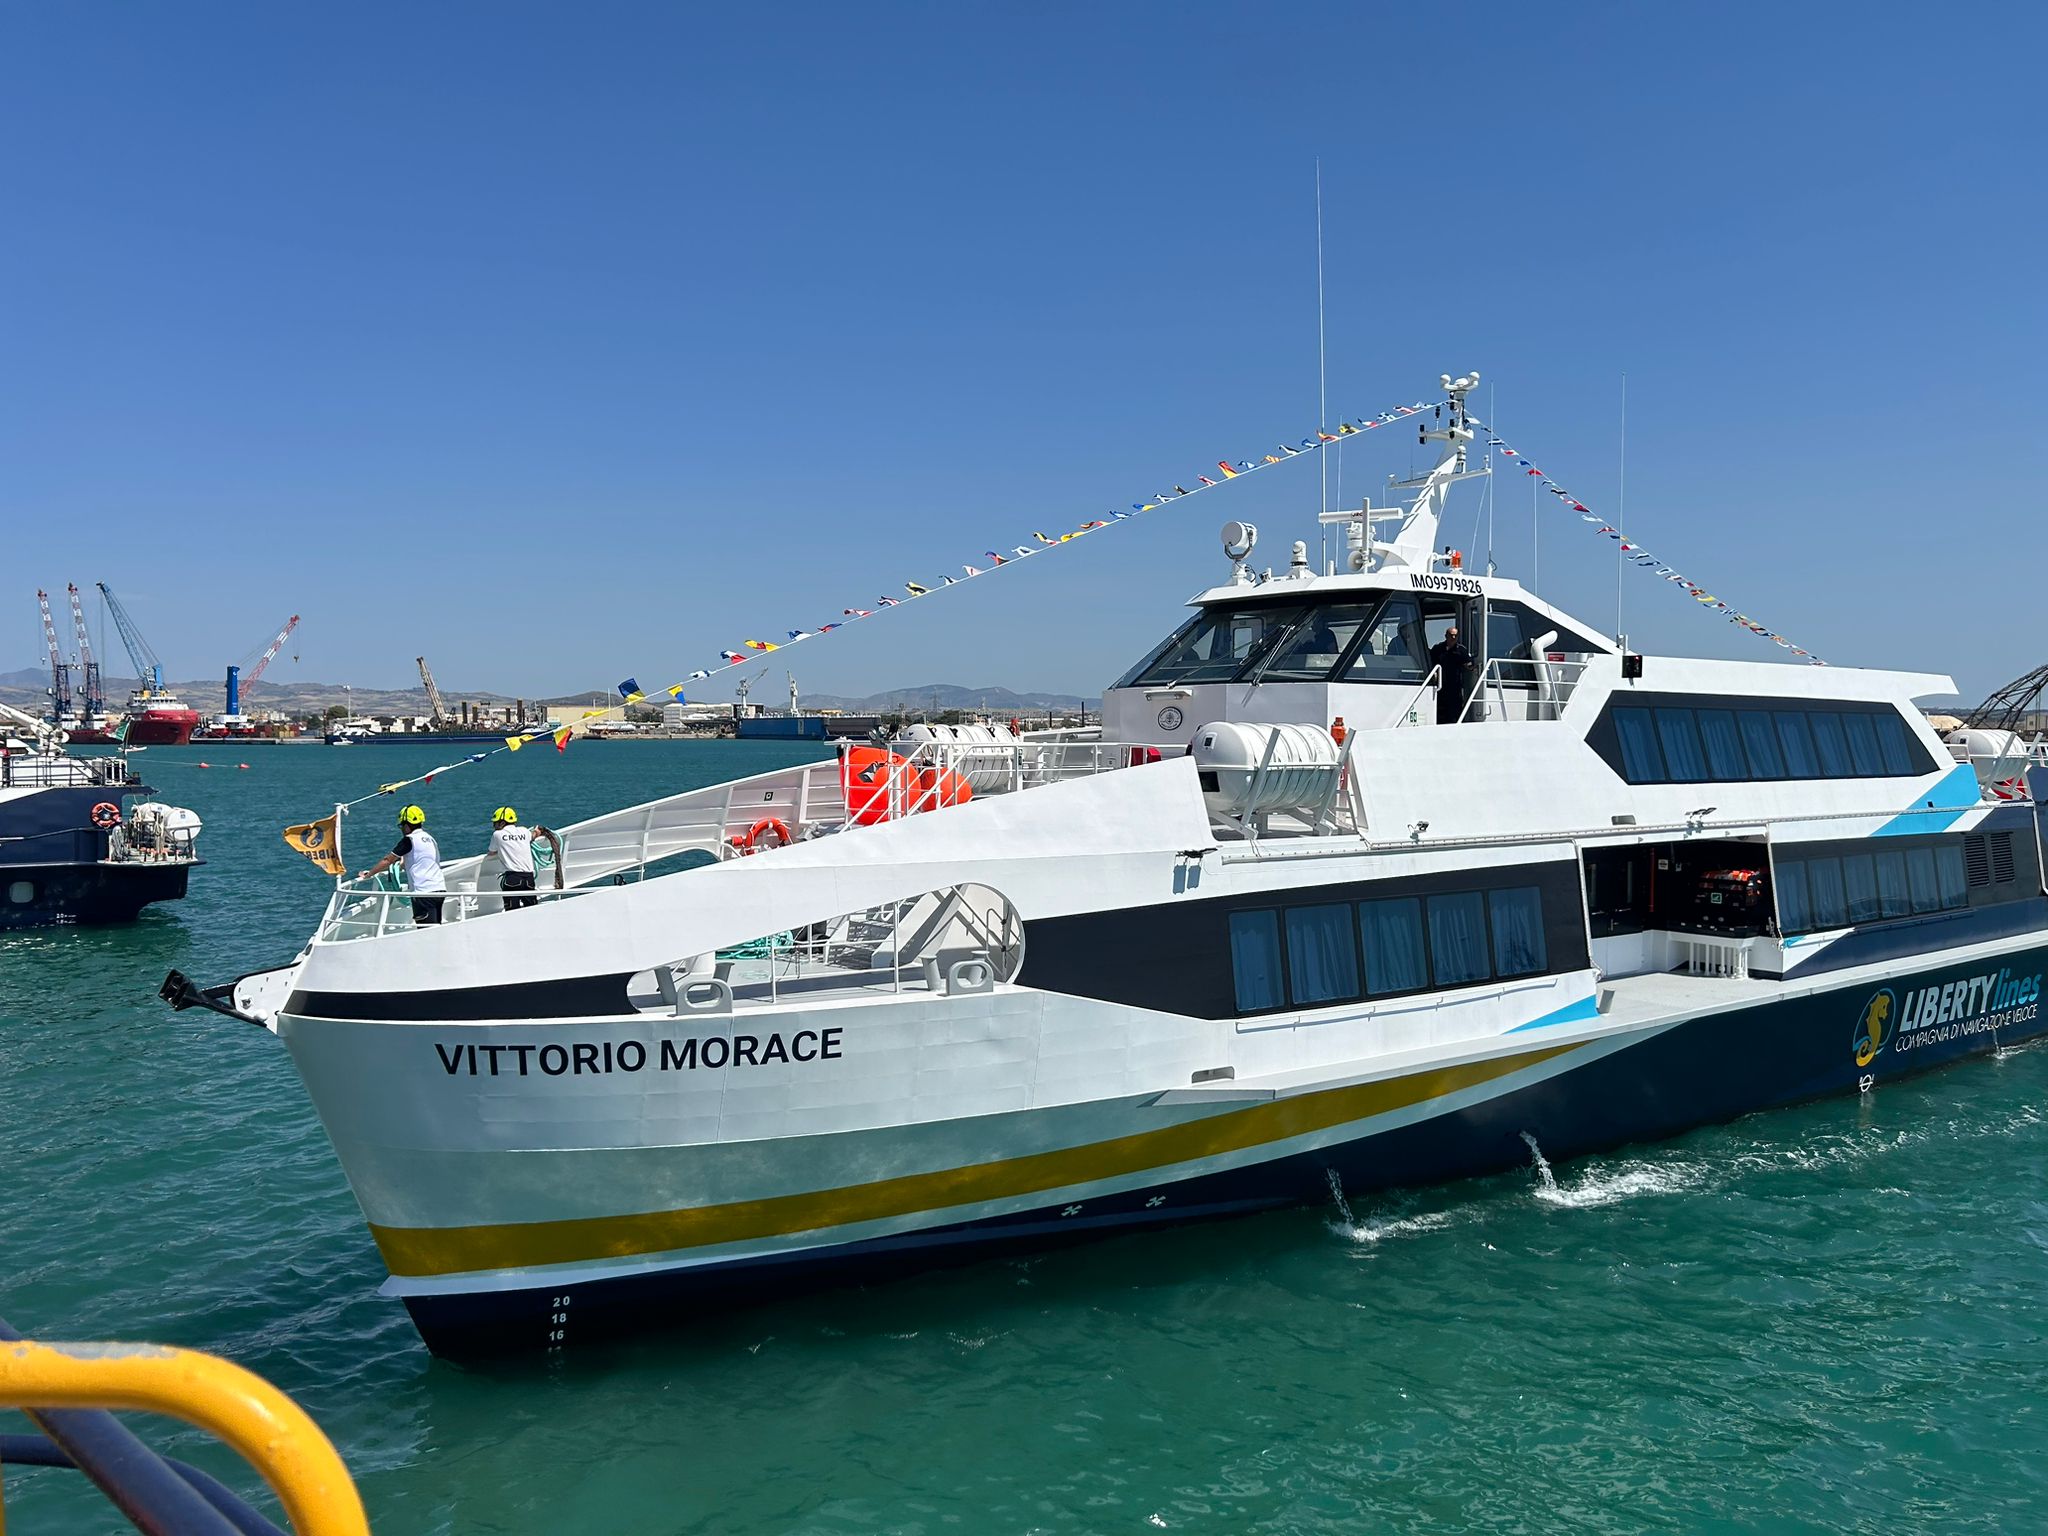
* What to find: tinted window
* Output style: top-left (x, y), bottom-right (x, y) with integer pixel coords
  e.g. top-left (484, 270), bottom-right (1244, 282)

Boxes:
top-left (1842, 853), bottom-right (1881, 924)
top-left (1842, 713), bottom-right (1885, 776)
top-left (1359, 897), bottom-right (1429, 994)
top-left (1427, 892), bottom-right (1491, 985)
top-left (1908, 847), bottom-right (1941, 913)
top-left (1934, 844), bottom-right (1968, 909)
top-left (1613, 708), bottom-right (1666, 783)
top-left (1697, 709), bottom-right (1749, 780)
top-left (1776, 713), bottom-right (1820, 777)
top-left (1776, 859), bottom-right (1810, 932)
top-left (1488, 887), bottom-right (1548, 977)
top-left (1808, 712), bottom-right (1853, 777)
top-left (1229, 910), bottom-right (1285, 1012)
top-left (1125, 605), bottom-right (1308, 686)
top-left (1738, 711), bottom-right (1787, 779)
top-left (1807, 857), bottom-right (1848, 928)
top-left (1261, 605), bottom-right (1374, 683)
top-left (1484, 607), bottom-right (1526, 662)
top-left (1874, 712), bottom-right (1917, 775)
top-left (1655, 708), bottom-right (1709, 781)
top-left (1285, 904), bottom-right (1360, 1004)
top-left (1344, 597), bottom-right (1425, 681)
top-left (1875, 849), bottom-right (1912, 919)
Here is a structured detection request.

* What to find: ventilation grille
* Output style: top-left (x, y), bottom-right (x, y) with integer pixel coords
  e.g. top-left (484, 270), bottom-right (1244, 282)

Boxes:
top-left (1965, 835), bottom-right (1992, 888)
top-left (1991, 831), bottom-right (2017, 885)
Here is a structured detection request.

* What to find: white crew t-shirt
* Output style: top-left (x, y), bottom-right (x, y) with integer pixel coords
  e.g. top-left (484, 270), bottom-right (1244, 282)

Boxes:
top-left (488, 825), bottom-right (536, 876)
top-left (393, 829), bottom-right (445, 892)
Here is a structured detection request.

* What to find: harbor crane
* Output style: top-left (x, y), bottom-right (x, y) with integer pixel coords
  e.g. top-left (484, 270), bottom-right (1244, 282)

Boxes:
top-left (225, 615), bottom-right (301, 719)
top-left (66, 584), bottom-right (104, 719)
top-left (1962, 661), bottom-right (2048, 735)
top-left (96, 582), bottom-right (166, 693)
top-left (35, 590), bottom-right (71, 721)
top-left (416, 656), bottom-right (451, 727)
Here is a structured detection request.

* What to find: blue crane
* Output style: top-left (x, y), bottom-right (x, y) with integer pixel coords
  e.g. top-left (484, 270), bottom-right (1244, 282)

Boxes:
top-left (96, 582), bottom-right (165, 693)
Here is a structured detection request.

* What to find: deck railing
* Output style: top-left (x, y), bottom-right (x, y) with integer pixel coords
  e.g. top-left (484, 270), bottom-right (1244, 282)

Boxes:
top-left (0, 1314), bottom-right (368, 1536)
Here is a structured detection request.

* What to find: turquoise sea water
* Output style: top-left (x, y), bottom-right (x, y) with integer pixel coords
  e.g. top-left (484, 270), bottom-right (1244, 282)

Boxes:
top-left (4, 741), bottom-right (2047, 1534)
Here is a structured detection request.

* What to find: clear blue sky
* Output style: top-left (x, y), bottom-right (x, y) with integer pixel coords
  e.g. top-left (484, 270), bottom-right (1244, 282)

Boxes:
top-left (4, 3), bottom-right (2041, 705)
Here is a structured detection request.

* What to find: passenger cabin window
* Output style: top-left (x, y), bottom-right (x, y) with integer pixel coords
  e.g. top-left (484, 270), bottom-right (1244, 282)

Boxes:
top-left (1774, 834), bottom-right (1989, 935)
top-left (1591, 696), bottom-right (1936, 785)
top-left (1223, 870), bottom-right (1582, 1016)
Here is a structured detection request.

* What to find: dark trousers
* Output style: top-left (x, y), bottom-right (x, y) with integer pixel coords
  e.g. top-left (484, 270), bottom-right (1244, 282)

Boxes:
top-left (411, 896), bottom-right (445, 926)
top-left (500, 871), bottom-right (537, 911)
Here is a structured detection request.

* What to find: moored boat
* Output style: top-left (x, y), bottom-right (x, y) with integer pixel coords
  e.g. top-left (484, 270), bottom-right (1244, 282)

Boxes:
top-left (1, 704), bottom-right (203, 927)
top-left (166, 371), bottom-right (2047, 1356)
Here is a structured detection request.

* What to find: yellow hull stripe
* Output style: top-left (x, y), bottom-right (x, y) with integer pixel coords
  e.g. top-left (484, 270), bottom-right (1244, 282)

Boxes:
top-left (370, 1042), bottom-right (1575, 1277)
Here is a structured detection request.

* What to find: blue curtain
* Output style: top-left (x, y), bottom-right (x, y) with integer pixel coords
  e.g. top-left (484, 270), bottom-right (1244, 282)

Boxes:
top-left (1229, 910), bottom-right (1285, 1012)
top-left (1428, 892), bottom-right (1491, 986)
top-left (1842, 854), bottom-right (1881, 923)
top-left (1933, 844), bottom-right (1969, 910)
top-left (1807, 857), bottom-right (1848, 927)
top-left (1808, 713), bottom-right (1853, 777)
top-left (1697, 710), bottom-right (1749, 780)
top-left (1360, 898), bottom-right (1429, 995)
top-left (1739, 711), bottom-right (1787, 778)
top-left (1488, 888), bottom-right (1548, 977)
top-left (1655, 708), bottom-right (1709, 781)
top-left (1907, 846), bottom-right (1941, 912)
top-left (1875, 849), bottom-right (1912, 919)
top-left (1285, 904), bottom-right (1360, 1004)
top-left (1776, 860), bottom-right (1810, 932)
top-left (1613, 709), bottom-right (1666, 783)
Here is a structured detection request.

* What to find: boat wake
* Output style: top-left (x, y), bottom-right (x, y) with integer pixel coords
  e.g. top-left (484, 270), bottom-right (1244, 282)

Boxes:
top-left (1521, 1131), bottom-right (1702, 1209)
top-left (1323, 1169), bottom-right (1461, 1245)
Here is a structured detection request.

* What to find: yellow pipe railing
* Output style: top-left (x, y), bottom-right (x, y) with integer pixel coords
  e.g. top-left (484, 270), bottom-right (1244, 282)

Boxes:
top-left (0, 1339), bottom-right (369, 1535)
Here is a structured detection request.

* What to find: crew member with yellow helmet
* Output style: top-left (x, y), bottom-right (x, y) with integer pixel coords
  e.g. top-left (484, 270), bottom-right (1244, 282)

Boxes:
top-left (485, 806), bottom-right (562, 911)
top-left (355, 804), bottom-right (447, 925)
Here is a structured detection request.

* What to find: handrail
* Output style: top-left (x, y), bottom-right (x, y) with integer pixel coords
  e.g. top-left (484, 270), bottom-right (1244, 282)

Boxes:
top-left (0, 1329), bottom-right (369, 1536)
top-left (1393, 664), bottom-right (1442, 727)
top-left (1458, 655), bottom-right (1593, 724)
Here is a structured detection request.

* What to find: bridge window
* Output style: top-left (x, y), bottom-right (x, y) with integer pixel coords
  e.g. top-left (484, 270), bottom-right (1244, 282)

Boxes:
top-left (1261, 605), bottom-right (1375, 683)
top-left (1342, 597), bottom-right (1426, 682)
top-left (1117, 604), bottom-right (1309, 688)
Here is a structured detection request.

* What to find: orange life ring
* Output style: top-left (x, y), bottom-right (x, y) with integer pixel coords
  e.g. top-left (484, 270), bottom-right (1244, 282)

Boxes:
top-left (743, 817), bottom-right (792, 853)
top-left (90, 801), bottom-right (122, 829)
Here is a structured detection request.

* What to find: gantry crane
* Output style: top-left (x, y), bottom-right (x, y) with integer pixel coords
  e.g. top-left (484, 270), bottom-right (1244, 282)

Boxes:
top-left (96, 582), bottom-right (165, 693)
top-left (416, 656), bottom-right (450, 728)
top-left (66, 584), bottom-right (104, 719)
top-left (35, 590), bottom-right (72, 722)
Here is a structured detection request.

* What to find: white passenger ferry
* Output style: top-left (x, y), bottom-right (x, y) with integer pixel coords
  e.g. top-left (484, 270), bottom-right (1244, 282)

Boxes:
top-left (166, 374), bottom-right (2047, 1355)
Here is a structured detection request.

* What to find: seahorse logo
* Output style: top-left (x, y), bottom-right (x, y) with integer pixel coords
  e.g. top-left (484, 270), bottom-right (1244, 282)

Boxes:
top-left (1854, 989), bottom-right (1895, 1068)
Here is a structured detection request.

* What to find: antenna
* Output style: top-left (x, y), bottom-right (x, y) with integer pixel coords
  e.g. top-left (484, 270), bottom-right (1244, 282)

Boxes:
top-left (1616, 372), bottom-right (1628, 644)
top-left (1315, 158), bottom-right (1328, 571)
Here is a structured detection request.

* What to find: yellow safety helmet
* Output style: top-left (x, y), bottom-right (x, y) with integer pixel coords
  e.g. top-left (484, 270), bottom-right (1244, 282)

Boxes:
top-left (399, 804), bottom-right (427, 827)
top-left (492, 806), bottom-right (518, 826)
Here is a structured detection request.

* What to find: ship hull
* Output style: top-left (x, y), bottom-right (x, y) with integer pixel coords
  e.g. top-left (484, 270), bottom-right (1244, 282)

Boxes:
top-left (0, 858), bottom-right (195, 928)
top-left (282, 938), bottom-right (2048, 1357)
top-left (124, 710), bottom-right (199, 746)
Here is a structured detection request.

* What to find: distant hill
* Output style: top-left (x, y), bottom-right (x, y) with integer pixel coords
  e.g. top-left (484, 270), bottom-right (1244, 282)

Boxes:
top-left (0, 668), bottom-right (1095, 720)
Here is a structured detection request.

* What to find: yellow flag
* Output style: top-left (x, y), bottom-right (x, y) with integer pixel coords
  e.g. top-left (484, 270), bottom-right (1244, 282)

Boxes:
top-left (282, 815), bottom-right (345, 877)
top-left (506, 734), bottom-right (525, 751)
